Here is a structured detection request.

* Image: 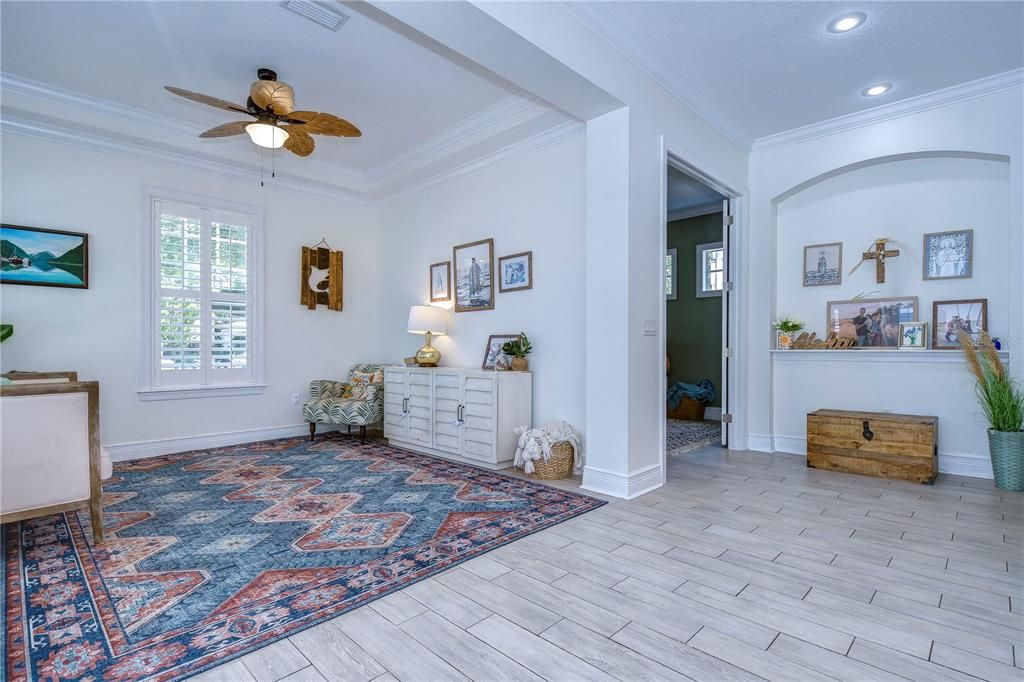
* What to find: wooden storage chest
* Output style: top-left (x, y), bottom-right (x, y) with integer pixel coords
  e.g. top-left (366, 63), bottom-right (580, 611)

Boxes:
top-left (806, 409), bottom-right (938, 484)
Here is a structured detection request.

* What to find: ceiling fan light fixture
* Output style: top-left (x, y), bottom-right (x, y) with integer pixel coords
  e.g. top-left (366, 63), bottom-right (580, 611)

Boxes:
top-left (246, 121), bottom-right (289, 149)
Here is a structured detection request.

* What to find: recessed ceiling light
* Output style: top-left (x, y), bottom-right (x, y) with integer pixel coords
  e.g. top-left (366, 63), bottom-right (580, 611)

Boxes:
top-left (828, 12), bottom-right (866, 33)
top-left (862, 83), bottom-right (892, 97)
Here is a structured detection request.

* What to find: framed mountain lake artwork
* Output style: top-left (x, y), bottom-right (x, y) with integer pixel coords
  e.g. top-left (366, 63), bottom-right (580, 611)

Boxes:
top-left (0, 224), bottom-right (89, 289)
top-left (453, 238), bottom-right (494, 312)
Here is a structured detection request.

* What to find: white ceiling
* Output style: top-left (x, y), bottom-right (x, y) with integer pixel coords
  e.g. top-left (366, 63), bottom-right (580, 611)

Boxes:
top-left (668, 166), bottom-right (725, 220)
top-left (568, 1), bottom-right (1024, 146)
top-left (0, 1), bottom-right (551, 174)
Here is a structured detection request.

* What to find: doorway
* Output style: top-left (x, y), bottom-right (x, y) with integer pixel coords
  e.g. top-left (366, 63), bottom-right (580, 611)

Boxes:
top-left (661, 153), bottom-right (739, 471)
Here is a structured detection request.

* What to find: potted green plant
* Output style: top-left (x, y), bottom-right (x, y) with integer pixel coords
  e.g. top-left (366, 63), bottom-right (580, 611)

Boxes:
top-left (958, 330), bottom-right (1023, 490)
top-left (501, 332), bottom-right (533, 371)
top-left (772, 316), bottom-right (803, 350)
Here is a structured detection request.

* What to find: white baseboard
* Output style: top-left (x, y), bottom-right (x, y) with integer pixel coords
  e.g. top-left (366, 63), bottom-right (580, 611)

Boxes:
top-left (581, 462), bottom-right (664, 500)
top-left (772, 434), bottom-right (994, 480)
top-left (104, 423), bottom-right (342, 461)
top-left (746, 433), bottom-right (773, 453)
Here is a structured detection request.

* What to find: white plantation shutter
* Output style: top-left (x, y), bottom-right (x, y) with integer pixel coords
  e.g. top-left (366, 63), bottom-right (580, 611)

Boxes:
top-left (143, 191), bottom-right (262, 396)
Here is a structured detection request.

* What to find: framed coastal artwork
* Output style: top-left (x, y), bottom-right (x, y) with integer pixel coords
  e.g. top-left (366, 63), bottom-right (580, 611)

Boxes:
top-left (923, 229), bottom-right (972, 280)
top-left (803, 242), bottom-right (842, 287)
top-left (933, 298), bottom-right (987, 350)
top-left (826, 296), bottom-right (917, 348)
top-left (498, 251), bottom-right (533, 293)
top-left (453, 238), bottom-right (494, 312)
top-left (0, 224), bottom-right (89, 289)
top-left (429, 261), bottom-right (451, 302)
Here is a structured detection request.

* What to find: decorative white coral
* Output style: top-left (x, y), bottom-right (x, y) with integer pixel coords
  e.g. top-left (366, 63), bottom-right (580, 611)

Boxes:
top-left (513, 420), bottom-right (583, 474)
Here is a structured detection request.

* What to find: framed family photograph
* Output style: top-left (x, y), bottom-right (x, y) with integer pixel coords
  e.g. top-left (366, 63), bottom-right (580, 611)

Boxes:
top-left (429, 260), bottom-right (451, 302)
top-left (803, 242), bottom-right (842, 287)
top-left (933, 298), bottom-right (987, 350)
top-left (1, 224), bottom-right (89, 289)
top-left (481, 333), bottom-right (519, 370)
top-left (898, 322), bottom-right (928, 350)
top-left (923, 229), bottom-right (972, 280)
top-left (453, 238), bottom-right (494, 312)
top-left (498, 251), bottom-right (533, 293)
top-left (827, 296), bottom-right (918, 348)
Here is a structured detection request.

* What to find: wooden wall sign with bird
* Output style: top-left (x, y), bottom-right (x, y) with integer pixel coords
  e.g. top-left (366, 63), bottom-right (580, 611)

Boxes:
top-left (165, 68), bottom-right (361, 157)
top-left (301, 240), bottom-right (343, 311)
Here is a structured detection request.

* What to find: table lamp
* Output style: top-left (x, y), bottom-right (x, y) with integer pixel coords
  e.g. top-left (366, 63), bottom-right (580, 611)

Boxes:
top-left (407, 305), bottom-right (448, 367)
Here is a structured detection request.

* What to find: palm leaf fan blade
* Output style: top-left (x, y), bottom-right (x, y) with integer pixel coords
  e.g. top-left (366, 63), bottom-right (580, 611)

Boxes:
top-left (286, 111), bottom-right (361, 137)
top-left (283, 129), bottom-right (315, 157)
top-left (164, 86), bottom-right (249, 114)
top-left (250, 81), bottom-right (295, 115)
top-left (198, 121), bottom-right (251, 138)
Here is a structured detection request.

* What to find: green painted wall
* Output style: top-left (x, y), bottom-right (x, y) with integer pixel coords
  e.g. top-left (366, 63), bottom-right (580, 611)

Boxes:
top-left (667, 212), bottom-right (722, 407)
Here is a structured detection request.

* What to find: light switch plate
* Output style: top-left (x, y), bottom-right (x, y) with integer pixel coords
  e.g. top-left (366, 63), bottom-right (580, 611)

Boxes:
top-left (643, 318), bottom-right (657, 336)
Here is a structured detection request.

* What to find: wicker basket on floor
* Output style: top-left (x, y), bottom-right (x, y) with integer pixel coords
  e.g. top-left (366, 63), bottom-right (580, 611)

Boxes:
top-left (529, 441), bottom-right (575, 480)
top-left (668, 396), bottom-right (707, 421)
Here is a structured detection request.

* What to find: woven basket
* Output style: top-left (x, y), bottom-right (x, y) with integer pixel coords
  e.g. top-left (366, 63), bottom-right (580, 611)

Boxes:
top-left (529, 441), bottom-right (575, 480)
top-left (668, 396), bottom-right (706, 421)
top-left (989, 429), bottom-right (1024, 491)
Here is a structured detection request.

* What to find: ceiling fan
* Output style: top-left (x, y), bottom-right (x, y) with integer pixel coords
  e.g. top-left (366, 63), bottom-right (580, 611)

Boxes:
top-left (165, 68), bottom-right (361, 157)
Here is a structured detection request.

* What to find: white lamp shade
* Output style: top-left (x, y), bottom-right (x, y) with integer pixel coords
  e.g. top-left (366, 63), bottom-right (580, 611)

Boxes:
top-left (246, 122), bottom-right (289, 149)
top-left (407, 305), bottom-right (448, 335)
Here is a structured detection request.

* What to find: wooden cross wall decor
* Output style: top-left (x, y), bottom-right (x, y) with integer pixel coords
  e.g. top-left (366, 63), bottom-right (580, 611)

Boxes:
top-left (300, 243), bottom-right (343, 311)
top-left (859, 238), bottom-right (900, 284)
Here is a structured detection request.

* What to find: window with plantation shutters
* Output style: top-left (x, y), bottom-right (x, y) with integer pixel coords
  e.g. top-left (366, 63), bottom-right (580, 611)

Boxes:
top-left (141, 189), bottom-right (264, 399)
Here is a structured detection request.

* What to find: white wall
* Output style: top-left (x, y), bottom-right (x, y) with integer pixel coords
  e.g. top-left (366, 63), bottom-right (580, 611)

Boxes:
top-left (0, 134), bottom-right (381, 453)
top-left (747, 83), bottom-right (1024, 475)
top-left (777, 156), bottom-right (1010, 341)
top-left (376, 134), bottom-right (587, 437)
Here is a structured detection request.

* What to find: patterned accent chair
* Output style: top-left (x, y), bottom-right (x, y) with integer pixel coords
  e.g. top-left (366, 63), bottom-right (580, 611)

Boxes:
top-left (303, 363), bottom-right (389, 444)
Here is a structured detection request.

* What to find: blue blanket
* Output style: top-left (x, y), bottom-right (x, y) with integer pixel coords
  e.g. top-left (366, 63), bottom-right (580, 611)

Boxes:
top-left (667, 379), bottom-right (715, 410)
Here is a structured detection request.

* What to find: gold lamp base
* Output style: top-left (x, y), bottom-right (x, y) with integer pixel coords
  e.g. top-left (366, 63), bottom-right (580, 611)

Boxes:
top-left (415, 331), bottom-right (441, 367)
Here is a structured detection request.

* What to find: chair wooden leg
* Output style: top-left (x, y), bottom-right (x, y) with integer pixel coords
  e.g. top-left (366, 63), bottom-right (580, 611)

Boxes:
top-left (359, 425), bottom-right (366, 444)
top-left (309, 422), bottom-right (316, 442)
top-left (89, 494), bottom-right (104, 544)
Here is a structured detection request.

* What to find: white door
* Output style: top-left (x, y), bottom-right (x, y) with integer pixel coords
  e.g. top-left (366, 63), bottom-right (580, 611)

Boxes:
top-left (383, 368), bottom-right (408, 441)
top-left (721, 198), bottom-right (733, 447)
top-left (406, 369), bottom-right (433, 446)
top-left (432, 370), bottom-right (463, 454)
top-left (461, 374), bottom-right (497, 463)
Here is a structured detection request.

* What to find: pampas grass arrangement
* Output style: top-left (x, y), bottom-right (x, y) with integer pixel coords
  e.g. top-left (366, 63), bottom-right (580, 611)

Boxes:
top-left (958, 331), bottom-right (1023, 433)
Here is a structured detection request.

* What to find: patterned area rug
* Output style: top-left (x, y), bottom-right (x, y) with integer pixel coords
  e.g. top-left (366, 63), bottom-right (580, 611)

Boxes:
top-left (2, 436), bottom-right (603, 681)
top-left (667, 418), bottom-right (721, 456)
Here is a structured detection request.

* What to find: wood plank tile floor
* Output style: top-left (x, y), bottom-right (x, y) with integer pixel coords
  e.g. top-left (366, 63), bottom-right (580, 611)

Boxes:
top-left (194, 445), bottom-right (1023, 682)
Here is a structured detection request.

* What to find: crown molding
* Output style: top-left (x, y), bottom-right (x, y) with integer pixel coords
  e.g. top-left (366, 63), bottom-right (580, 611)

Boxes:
top-left (561, 2), bottom-right (751, 152)
top-left (752, 68), bottom-right (1024, 154)
top-left (380, 119), bottom-right (585, 205)
top-left (667, 201), bottom-right (723, 222)
top-left (1, 110), bottom-right (375, 206)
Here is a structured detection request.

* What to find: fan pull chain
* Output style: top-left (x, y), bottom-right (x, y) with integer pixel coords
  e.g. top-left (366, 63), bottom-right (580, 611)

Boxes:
top-left (259, 147), bottom-right (264, 188)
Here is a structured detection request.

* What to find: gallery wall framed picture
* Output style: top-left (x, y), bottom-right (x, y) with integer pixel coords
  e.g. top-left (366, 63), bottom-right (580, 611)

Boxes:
top-left (826, 296), bottom-right (918, 348)
top-left (923, 229), bottom-right (973, 280)
top-left (0, 224), bottom-right (89, 289)
top-left (498, 251), bottom-right (533, 293)
top-left (452, 238), bottom-right (494, 312)
top-left (933, 298), bottom-right (987, 350)
top-left (803, 242), bottom-right (842, 287)
top-left (429, 260), bottom-right (451, 302)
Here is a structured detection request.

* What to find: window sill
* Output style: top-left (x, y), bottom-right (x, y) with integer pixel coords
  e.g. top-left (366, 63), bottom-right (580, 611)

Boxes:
top-left (137, 384), bottom-right (267, 401)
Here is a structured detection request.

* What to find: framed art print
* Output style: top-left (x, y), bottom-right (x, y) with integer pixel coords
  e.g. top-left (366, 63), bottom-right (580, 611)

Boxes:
top-left (481, 333), bottom-right (518, 369)
top-left (827, 296), bottom-right (918, 348)
top-left (453, 238), bottom-right (494, 312)
top-left (803, 242), bottom-right (842, 287)
top-left (933, 298), bottom-right (987, 349)
top-left (898, 322), bottom-right (927, 350)
top-left (429, 260), bottom-right (451, 302)
top-left (1, 224), bottom-right (89, 289)
top-left (923, 229), bottom-right (972, 280)
top-left (498, 251), bottom-right (532, 293)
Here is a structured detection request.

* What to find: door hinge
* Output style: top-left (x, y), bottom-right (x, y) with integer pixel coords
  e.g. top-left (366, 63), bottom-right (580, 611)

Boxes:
top-left (723, 348), bottom-right (733, 359)
top-left (725, 281), bottom-right (735, 292)
top-left (724, 215), bottom-right (735, 226)
top-left (721, 413), bottom-right (733, 424)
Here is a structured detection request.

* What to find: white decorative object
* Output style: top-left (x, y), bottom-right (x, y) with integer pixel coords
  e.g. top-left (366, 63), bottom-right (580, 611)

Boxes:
top-left (513, 421), bottom-right (583, 474)
top-left (383, 366), bottom-right (532, 469)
